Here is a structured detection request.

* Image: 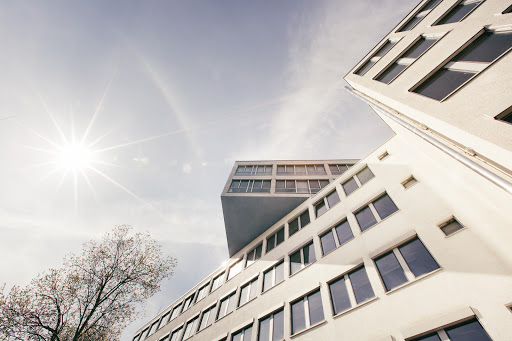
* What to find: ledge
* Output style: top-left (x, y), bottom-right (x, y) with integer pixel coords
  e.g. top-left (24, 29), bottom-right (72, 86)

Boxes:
top-left (289, 260), bottom-right (317, 278)
top-left (385, 268), bottom-right (443, 296)
top-left (333, 296), bottom-right (379, 319)
top-left (290, 320), bottom-right (327, 339)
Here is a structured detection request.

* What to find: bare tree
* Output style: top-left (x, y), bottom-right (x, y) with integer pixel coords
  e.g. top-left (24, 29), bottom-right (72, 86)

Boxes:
top-left (0, 225), bottom-right (176, 341)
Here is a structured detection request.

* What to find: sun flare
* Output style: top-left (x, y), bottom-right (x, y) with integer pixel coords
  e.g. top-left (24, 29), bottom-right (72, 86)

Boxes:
top-left (55, 143), bottom-right (94, 171)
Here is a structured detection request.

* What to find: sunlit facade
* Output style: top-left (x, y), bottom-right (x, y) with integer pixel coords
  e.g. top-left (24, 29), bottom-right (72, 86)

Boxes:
top-left (132, 0), bottom-right (512, 340)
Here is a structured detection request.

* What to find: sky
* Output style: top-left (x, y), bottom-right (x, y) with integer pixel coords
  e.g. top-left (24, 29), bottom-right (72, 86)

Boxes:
top-left (0, 0), bottom-right (415, 339)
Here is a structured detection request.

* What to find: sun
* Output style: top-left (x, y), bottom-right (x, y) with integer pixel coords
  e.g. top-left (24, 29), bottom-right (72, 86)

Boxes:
top-left (55, 143), bottom-right (94, 171)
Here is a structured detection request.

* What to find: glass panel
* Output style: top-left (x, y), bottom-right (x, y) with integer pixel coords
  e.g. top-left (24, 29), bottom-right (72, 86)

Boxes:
top-left (355, 206), bottom-right (378, 231)
top-left (329, 164), bottom-right (341, 174)
top-left (258, 316), bottom-right (270, 341)
top-left (266, 234), bottom-right (276, 252)
top-left (445, 319), bottom-right (492, 341)
top-left (348, 267), bottom-right (375, 304)
top-left (300, 211), bottom-right (310, 227)
top-left (291, 299), bottom-right (306, 334)
top-left (276, 228), bottom-right (284, 246)
top-left (315, 200), bottom-right (327, 217)
top-left (289, 218), bottom-right (299, 236)
top-left (263, 269), bottom-right (273, 292)
top-left (207, 305), bottom-right (216, 326)
top-left (231, 330), bottom-right (242, 341)
top-left (236, 166), bottom-right (251, 175)
top-left (403, 38), bottom-right (437, 59)
top-left (335, 220), bottom-right (354, 245)
top-left (272, 310), bottom-right (284, 341)
top-left (320, 230), bottom-right (337, 255)
top-left (414, 69), bottom-right (476, 101)
top-left (422, 0), bottom-right (442, 11)
top-left (170, 303), bottom-right (181, 320)
top-left (399, 15), bottom-right (423, 32)
top-left (255, 244), bottom-right (262, 260)
top-left (306, 165), bottom-right (316, 174)
top-left (198, 310), bottom-right (210, 331)
top-left (244, 326), bottom-right (253, 341)
top-left (276, 165), bottom-right (286, 174)
top-left (285, 180), bottom-right (296, 189)
top-left (441, 218), bottom-right (464, 236)
top-left (411, 333), bottom-right (442, 341)
top-left (398, 238), bottom-right (439, 277)
top-left (228, 261), bottom-right (242, 280)
top-left (296, 180), bottom-right (309, 193)
top-left (308, 290), bottom-right (324, 325)
top-left (275, 262), bottom-right (284, 284)
top-left (375, 40), bottom-right (395, 57)
top-left (319, 180), bottom-right (329, 188)
top-left (326, 191), bottom-right (340, 207)
top-left (436, 1), bottom-right (481, 25)
top-left (342, 178), bottom-right (359, 196)
top-left (170, 328), bottom-right (182, 341)
top-left (239, 284), bottom-right (250, 306)
top-left (261, 180), bottom-right (271, 192)
top-left (303, 242), bottom-right (316, 265)
top-left (217, 298), bottom-right (228, 319)
top-left (249, 279), bottom-right (258, 300)
top-left (275, 180), bottom-right (285, 192)
top-left (295, 165), bottom-right (307, 175)
top-left (377, 63), bottom-right (408, 84)
top-left (355, 60), bottom-right (376, 76)
top-left (290, 250), bottom-right (302, 275)
top-left (356, 167), bottom-right (374, 185)
top-left (373, 194), bottom-right (398, 220)
top-left (226, 294), bottom-right (236, 315)
top-left (453, 31), bottom-right (512, 63)
top-left (375, 251), bottom-right (408, 291)
top-left (329, 277), bottom-right (351, 314)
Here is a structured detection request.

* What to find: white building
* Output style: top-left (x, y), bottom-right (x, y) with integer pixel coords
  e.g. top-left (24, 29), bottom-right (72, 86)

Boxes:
top-left (132, 0), bottom-right (512, 340)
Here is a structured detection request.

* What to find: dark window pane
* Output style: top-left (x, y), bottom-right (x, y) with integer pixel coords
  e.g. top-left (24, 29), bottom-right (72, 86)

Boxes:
top-left (335, 220), bottom-right (354, 245)
top-left (276, 165), bottom-right (286, 174)
top-left (355, 206), bottom-right (377, 231)
top-left (377, 63), bottom-right (407, 84)
top-left (342, 178), bottom-right (359, 196)
top-left (258, 317), bottom-right (270, 341)
top-left (375, 40), bottom-right (395, 57)
top-left (423, 0), bottom-right (442, 10)
top-left (315, 200), bottom-right (327, 217)
top-left (275, 262), bottom-right (284, 283)
top-left (356, 167), bottom-right (375, 185)
top-left (249, 279), bottom-right (258, 300)
top-left (291, 299), bottom-right (306, 334)
top-left (303, 243), bottom-right (316, 265)
top-left (329, 165), bottom-right (342, 174)
top-left (441, 218), bottom-right (464, 236)
top-left (290, 250), bottom-right (302, 275)
top-left (263, 269), bottom-right (273, 292)
top-left (398, 238), bottom-right (439, 277)
top-left (403, 38), bottom-right (437, 59)
top-left (300, 211), bottom-right (310, 227)
top-left (415, 69), bottom-right (476, 100)
top-left (498, 110), bottom-right (512, 124)
top-left (437, 1), bottom-right (481, 25)
top-left (355, 60), bottom-right (376, 76)
top-left (239, 285), bottom-right (249, 306)
top-left (326, 191), bottom-right (340, 207)
top-left (308, 290), bottom-right (324, 325)
top-left (272, 310), bottom-right (284, 341)
top-left (348, 267), bottom-right (375, 304)
top-left (399, 15), bottom-right (423, 32)
top-left (276, 228), bottom-right (284, 245)
top-left (319, 180), bottom-right (329, 188)
top-left (445, 319), bottom-right (492, 341)
top-left (411, 333), bottom-right (442, 341)
top-left (373, 194), bottom-right (398, 220)
top-left (266, 235), bottom-right (276, 252)
top-left (255, 244), bottom-right (262, 259)
top-left (504, 4), bottom-right (512, 13)
top-left (320, 230), bottom-right (337, 255)
top-left (295, 165), bottom-right (307, 175)
top-left (375, 251), bottom-right (408, 291)
top-left (289, 218), bottom-right (299, 236)
top-left (285, 180), bottom-right (296, 189)
top-left (275, 180), bottom-right (285, 190)
top-left (329, 277), bottom-right (351, 314)
top-left (453, 31), bottom-right (512, 63)
top-left (296, 180), bottom-right (309, 193)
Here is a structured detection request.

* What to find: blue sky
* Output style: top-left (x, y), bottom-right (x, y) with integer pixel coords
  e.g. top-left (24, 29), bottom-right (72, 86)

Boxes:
top-left (0, 0), bottom-right (414, 339)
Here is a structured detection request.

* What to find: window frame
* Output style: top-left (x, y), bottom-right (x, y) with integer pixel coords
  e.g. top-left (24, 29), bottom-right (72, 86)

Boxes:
top-left (289, 288), bottom-right (325, 336)
top-left (227, 258), bottom-right (243, 281)
top-left (210, 271), bottom-right (225, 294)
top-left (182, 315), bottom-right (200, 341)
top-left (438, 216), bottom-right (466, 236)
top-left (275, 179), bottom-right (329, 194)
top-left (495, 105), bottom-right (512, 125)
top-left (406, 317), bottom-right (492, 341)
top-left (314, 189), bottom-right (341, 217)
top-left (353, 192), bottom-right (399, 232)
top-left (354, 38), bottom-right (402, 76)
top-left (229, 179), bottom-right (271, 193)
top-left (235, 165), bottom-right (273, 176)
top-left (216, 290), bottom-right (238, 321)
top-left (289, 240), bottom-right (317, 276)
top-left (230, 323), bottom-right (254, 341)
top-left (288, 209), bottom-right (311, 237)
top-left (262, 259), bottom-right (285, 293)
top-left (341, 166), bottom-right (375, 196)
top-left (180, 292), bottom-right (195, 314)
top-left (265, 226), bottom-right (285, 254)
top-left (319, 218), bottom-right (355, 256)
top-left (195, 281), bottom-right (210, 304)
top-left (246, 243), bottom-right (263, 268)
top-left (257, 307), bottom-right (285, 341)
top-left (433, 0), bottom-right (484, 26)
top-left (238, 275), bottom-right (259, 308)
top-left (395, 0), bottom-right (443, 32)
top-left (197, 302), bottom-right (218, 333)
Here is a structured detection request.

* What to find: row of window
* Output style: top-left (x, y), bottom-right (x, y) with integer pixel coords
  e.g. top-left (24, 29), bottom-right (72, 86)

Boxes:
top-left (234, 164), bottom-right (352, 176)
top-left (145, 235), bottom-right (468, 341)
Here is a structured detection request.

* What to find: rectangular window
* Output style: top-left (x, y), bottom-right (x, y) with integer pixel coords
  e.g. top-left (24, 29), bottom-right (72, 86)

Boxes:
top-left (236, 165), bottom-right (272, 175)
top-left (275, 180), bottom-right (329, 194)
top-left (291, 289), bottom-right (325, 335)
top-left (435, 0), bottom-right (483, 26)
top-left (290, 242), bottom-right (316, 275)
top-left (216, 291), bottom-right (237, 320)
top-left (319, 219), bottom-right (354, 255)
top-left (238, 276), bottom-right (258, 307)
top-left (182, 316), bottom-right (199, 340)
top-left (157, 311), bottom-right (171, 329)
top-left (231, 324), bottom-right (253, 341)
top-left (354, 193), bottom-right (398, 232)
top-left (328, 265), bottom-right (375, 315)
top-left (413, 30), bottom-right (512, 100)
top-left (147, 320), bottom-right (159, 337)
top-left (181, 293), bottom-right (195, 313)
top-left (246, 243), bottom-right (263, 267)
top-left (227, 259), bottom-right (243, 281)
top-left (229, 180), bottom-right (271, 193)
top-left (195, 282), bottom-right (210, 304)
top-left (408, 318), bottom-right (491, 341)
top-left (495, 106), bottom-right (512, 124)
top-left (314, 190), bottom-right (340, 217)
top-left (397, 0), bottom-right (442, 32)
top-left (169, 303), bottom-right (181, 321)
top-left (355, 40), bottom-right (398, 76)
top-left (288, 210), bottom-right (310, 237)
top-left (276, 164), bottom-right (325, 175)
top-left (169, 327), bottom-right (182, 341)
top-left (342, 167), bottom-right (374, 196)
top-left (438, 216), bottom-right (465, 236)
top-left (376, 36), bottom-right (439, 84)
top-left (210, 272), bottom-right (225, 293)
top-left (402, 176), bottom-right (418, 189)
top-left (262, 260), bottom-right (284, 292)
top-left (198, 304), bottom-right (217, 332)
top-left (266, 227), bottom-right (284, 253)
top-left (258, 308), bottom-right (284, 341)
top-left (374, 237), bottom-right (440, 291)
top-left (329, 164), bottom-right (350, 175)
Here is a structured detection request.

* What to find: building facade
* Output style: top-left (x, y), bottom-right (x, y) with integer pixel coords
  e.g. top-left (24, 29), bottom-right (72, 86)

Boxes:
top-left (132, 0), bottom-right (512, 340)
